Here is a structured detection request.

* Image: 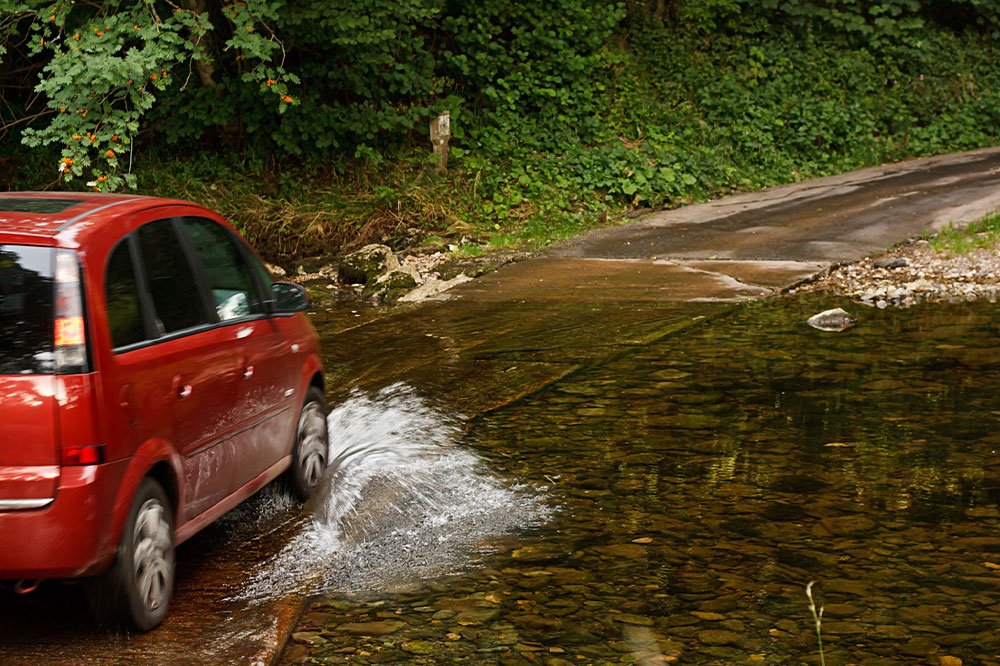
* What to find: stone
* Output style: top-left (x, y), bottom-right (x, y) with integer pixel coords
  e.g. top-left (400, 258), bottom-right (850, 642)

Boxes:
top-left (290, 631), bottom-right (326, 646)
top-left (592, 544), bottom-right (648, 561)
top-left (265, 262), bottom-right (287, 277)
top-left (939, 656), bottom-right (963, 666)
top-left (821, 579), bottom-right (870, 596)
top-left (806, 307), bottom-right (857, 331)
top-left (874, 256), bottom-right (908, 269)
top-left (609, 613), bottom-right (655, 626)
top-left (454, 607), bottom-right (500, 625)
top-left (691, 611), bottom-right (725, 621)
top-left (774, 619), bottom-right (798, 633)
top-left (821, 621), bottom-right (866, 635)
top-left (823, 603), bottom-right (861, 618)
top-left (510, 544), bottom-right (568, 563)
top-left (900, 636), bottom-right (939, 656)
top-left (819, 514), bottom-right (878, 535)
top-left (697, 629), bottom-right (743, 646)
top-left (397, 274), bottom-right (473, 303)
top-left (338, 244), bottom-right (399, 285)
top-left (362, 270), bottom-right (417, 302)
top-left (401, 640), bottom-right (436, 654)
top-left (337, 620), bottom-right (407, 635)
top-left (954, 537), bottom-right (1000, 551)
top-left (379, 261), bottom-right (422, 285)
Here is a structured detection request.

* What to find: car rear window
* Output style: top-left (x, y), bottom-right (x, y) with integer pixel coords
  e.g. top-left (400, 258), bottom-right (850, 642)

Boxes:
top-left (0, 245), bottom-right (54, 374)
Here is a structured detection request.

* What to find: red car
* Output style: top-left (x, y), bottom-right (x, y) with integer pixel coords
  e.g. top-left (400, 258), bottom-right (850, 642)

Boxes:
top-left (0, 192), bottom-right (328, 631)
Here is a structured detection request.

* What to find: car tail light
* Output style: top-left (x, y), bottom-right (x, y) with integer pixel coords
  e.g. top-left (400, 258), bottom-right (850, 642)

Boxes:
top-left (53, 250), bottom-right (90, 373)
top-left (60, 444), bottom-right (105, 465)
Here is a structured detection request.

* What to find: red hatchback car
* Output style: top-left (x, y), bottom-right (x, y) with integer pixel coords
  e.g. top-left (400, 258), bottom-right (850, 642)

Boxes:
top-left (0, 192), bottom-right (328, 631)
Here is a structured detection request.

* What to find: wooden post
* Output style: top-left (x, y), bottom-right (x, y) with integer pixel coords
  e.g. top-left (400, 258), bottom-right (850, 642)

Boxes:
top-left (430, 111), bottom-right (451, 174)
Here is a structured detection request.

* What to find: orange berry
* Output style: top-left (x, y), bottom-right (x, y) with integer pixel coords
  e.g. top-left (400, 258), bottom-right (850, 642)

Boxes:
top-left (106, 150), bottom-right (115, 157)
top-left (282, 95), bottom-right (293, 103)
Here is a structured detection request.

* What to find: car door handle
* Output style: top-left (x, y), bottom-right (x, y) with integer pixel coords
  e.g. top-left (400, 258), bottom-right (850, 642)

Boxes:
top-left (118, 383), bottom-right (138, 426)
top-left (172, 374), bottom-right (193, 399)
top-left (237, 355), bottom-right (254, 379)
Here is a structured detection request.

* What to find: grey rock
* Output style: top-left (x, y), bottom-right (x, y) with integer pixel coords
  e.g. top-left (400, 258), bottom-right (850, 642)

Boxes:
top-left (338, 244), bottom-right (399, 285)
top-left (806, 307), bottom-right (857, 331)
top-left (362, 270), bottom-right (418, 303)
top-left (874, 256), bottom-right (908, 269)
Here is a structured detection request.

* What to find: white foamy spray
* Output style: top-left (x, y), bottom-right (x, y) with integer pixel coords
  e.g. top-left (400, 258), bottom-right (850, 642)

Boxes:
top-left (231, 383), bottom-right (551, 601)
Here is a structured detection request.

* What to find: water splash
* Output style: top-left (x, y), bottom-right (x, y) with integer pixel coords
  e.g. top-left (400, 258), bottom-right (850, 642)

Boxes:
top-left (231, 383), bottom-right (552, 601)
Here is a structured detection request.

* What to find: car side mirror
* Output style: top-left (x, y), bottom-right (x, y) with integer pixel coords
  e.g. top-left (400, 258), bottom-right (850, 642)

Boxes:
top-left (270, 282), bottom-right (309, 313)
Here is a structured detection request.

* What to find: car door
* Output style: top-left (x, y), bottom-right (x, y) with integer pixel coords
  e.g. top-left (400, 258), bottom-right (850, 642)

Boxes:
top-left (100, 214), bottom-right (242, 522)
top-left (178, 217), bottom-right (297, 493)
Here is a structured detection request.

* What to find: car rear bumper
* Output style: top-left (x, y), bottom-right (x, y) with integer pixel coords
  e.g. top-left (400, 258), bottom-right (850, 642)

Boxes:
top-left (0, 459), bottom-right (128, 579)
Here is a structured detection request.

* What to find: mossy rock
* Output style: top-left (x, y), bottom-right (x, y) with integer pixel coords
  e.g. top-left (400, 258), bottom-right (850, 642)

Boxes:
top-left (362, 270), bottom-right (418, 303)
top-left (338, 244), bottom-right (398, 285)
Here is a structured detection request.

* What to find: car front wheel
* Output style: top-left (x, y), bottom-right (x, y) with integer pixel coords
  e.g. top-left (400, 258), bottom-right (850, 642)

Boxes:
top-left (287, 386), bottom-right (329, 501)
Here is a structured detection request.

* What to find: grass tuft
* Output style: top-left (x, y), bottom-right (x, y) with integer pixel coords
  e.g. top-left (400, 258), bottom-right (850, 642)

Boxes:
top-left (930, 212), bottom-right (1000, 257)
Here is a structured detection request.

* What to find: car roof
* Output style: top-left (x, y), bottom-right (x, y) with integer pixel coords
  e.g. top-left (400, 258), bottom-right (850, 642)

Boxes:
top-left (0, 192), bottom-right (205, 241)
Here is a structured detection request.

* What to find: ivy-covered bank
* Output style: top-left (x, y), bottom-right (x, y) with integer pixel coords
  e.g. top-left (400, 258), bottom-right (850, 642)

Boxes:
top-left (2, 1), bottom-right (1000, 262)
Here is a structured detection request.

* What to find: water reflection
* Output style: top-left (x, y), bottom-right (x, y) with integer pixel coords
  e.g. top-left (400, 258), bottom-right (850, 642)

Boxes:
top-left (282, 296), bottom-right (1000, 665)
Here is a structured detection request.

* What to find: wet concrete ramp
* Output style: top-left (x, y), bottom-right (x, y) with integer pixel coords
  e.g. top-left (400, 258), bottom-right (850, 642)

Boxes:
top-left (528, 146), bottom-right (1000, 302)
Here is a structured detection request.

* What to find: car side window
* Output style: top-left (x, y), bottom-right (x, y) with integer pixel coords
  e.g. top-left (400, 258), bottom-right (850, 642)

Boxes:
top-left (241, 245), bottom-right (274, 300)
top-left (104, 239), bottom-right (146, 348)
top-left (137, 219), bottom-right (209, 335)
top-left (182, 217), bottom-right (263, 321)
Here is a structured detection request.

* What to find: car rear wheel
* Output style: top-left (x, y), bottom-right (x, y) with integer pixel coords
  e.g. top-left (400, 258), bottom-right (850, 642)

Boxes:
top-left (90, 477), bottom-right (174, 632)
top-left (288, 386), bottom-right (329, 501)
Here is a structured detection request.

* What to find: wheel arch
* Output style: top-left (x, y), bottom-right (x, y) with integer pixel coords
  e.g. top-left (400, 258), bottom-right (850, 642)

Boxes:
top-left (298, 352), bottom-right (324, 403)
top-left (107, 438), bottom-right (184, 554)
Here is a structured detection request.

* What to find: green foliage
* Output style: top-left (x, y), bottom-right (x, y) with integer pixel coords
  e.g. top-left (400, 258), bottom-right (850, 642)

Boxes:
top-left (0, 0), bottom-right (295, 190)
top-left (151, 1), bottom-right (444, 154)
top-left (3, 0), bottom-right (1000, 258)
top-left (930, 213), bottom-right (1000, 256)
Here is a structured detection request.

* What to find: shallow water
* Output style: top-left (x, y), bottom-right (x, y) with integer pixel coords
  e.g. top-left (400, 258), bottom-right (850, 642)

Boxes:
top-left (282, 295), bottom-right (1000, 665)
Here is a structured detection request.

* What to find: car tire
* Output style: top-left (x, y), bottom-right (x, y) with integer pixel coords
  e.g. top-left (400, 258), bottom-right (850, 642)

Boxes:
top-left (90, 477), bottom-right (174, 632)
top-left (287, 386), bottom-right (329, 502)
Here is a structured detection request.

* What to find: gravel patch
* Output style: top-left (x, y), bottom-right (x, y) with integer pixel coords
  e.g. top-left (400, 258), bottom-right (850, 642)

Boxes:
top-left (795, 239), bottom-right (1000, 308)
